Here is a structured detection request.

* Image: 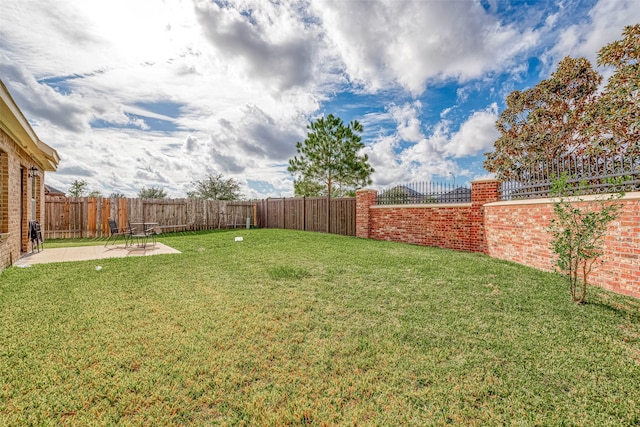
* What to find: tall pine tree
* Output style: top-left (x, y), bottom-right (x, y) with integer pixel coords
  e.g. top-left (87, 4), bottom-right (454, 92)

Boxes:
top-left (288, 114), bottom-right (374, 198)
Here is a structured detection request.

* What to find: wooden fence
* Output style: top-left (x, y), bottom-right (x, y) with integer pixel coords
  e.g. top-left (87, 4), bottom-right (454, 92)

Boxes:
top-left (44, 196), bottom-right (356, 239)
top-left (44, 197), bottom-right (256, 239)
top-left (255, 197), bottom-right (356, 236)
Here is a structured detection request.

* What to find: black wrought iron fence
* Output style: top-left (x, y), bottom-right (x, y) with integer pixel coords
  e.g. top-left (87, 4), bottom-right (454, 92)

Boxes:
top-left (500, 154), bottom-right (640, 200)
top-left (377, 182), bottom-right (471, 205)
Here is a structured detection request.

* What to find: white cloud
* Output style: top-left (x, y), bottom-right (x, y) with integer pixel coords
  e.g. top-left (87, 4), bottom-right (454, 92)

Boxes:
top-left (0, 59), bottom-right (93, 132)
top-left (1, 0), bottom-right (324, 198)
top-left (193, 0), bottom-right (322, 91)
top-left (546, 0), bottom-right (640, 67)
top-left (311, 0), bottom-right (538, 94)
top-left (389, 101), bottom-right (424, 143)
top-left (2, 0), bottom-right (628, 199)
top-left (364, 102), bottom-right (499, 187)
top-left (443, 103), bottom-right (500, 158)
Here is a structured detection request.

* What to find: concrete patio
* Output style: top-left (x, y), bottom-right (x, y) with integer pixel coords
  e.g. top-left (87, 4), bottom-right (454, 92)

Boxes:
top-left (14, 243), bottom-right (181, 266)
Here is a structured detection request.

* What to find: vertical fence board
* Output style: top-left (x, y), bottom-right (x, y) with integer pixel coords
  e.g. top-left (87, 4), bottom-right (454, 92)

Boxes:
top-left (118, 199), bottom-right (128, 231)
top-left (101, 199), bottom-right (111, 237)
top-left (87, 197), bottom-right (97, 238)
top-left (63, 200), bottom-right (71, 238)
top-left (81, 198), bottom-right (88, 238)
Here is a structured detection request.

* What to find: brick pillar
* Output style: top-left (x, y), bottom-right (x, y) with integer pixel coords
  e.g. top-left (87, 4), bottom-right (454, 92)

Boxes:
top-left (470, 179), bottom-right (501, 253)
top-left (356, 189), bottom-right (377, 239)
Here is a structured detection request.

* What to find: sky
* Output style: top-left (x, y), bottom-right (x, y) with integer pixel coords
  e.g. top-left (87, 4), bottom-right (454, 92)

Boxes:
top-left (1, 0), bottom-right (638, 198)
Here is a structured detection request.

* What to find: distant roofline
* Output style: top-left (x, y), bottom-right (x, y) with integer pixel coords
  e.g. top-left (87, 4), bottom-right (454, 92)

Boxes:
top-left (45, 184), bottom-right (66, 195)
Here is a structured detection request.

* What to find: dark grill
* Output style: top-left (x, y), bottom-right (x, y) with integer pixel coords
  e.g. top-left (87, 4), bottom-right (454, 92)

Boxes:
top-left (377, 182), bottom-right (471, 205)
top-left (499, 154), bottom-right (640, 200)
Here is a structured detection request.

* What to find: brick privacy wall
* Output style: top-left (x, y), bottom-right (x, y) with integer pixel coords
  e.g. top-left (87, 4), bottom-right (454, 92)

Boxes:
top-left (369, 204), bottom-right (475, 251)
top-left (485, 194), bottom-right (640, 299)
top-left (357, 180), bottom-right (500, 253)
top-left (356, 182), bottom-right (639, 299)
top-left (0, 128), bottom-right (44, 270)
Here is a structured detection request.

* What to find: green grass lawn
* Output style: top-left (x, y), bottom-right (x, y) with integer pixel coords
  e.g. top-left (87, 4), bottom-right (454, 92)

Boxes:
top-left (2, 229), bottom-right (639, 426)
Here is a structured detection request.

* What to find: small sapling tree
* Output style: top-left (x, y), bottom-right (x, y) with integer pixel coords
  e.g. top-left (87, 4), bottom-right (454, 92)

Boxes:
top-left (548, 173), bottom-right (625, 303)
top-left (68, 179), bottom-right (88, 197)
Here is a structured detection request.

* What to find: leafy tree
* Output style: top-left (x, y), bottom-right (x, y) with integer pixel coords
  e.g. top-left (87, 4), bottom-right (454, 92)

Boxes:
top-left (292, 178), bottom-right (358, 198)
top-left (335, 188), bottom-right (358, 198)
top-left (485, 57), bottom-right (601, 179)
top-left (486, 26), bottom-right (640, 179)
top-left (138, 187), bottom-right (167, 199)
top-left (109, 192), bottom-right (126, 198)
top-left (187, 173), bottom-right (243, 200)
top-left (68, 179), bottom-right (88, 197)
top-left (88, 190), bottom-right (103, 198)
top-left (288, 114), bottom-right (374, 198)
top-left (293, 178), bottom-right (325, 197)
top-left (585, 24), bottom-right (640, 156)
top-left (548, 173), bottom-right (624, 304)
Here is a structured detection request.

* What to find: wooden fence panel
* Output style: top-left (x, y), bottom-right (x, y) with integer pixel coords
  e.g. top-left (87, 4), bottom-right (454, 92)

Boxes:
top-left (186, 199), bottom-right (201, 230)
top-left (44, 198), bottom-right (84, 238)
top-left (330, 197), bottom-right (356, 236)
top-left (142, 199), bottom-right (188, 228)
top-left (253, 196), bottom-right (355, 236)
top-left (44, 200), bottom-right (62, 238)
top-left (255, 200), bottom-right (267, 228)
top-left (284, 198), bottom-right (304, 230)
top-left (128, 198), bottom-right (144, 224)
top-left (205, 199), bottom-right (219, 230)
top-left (225, 202), bottom-right (255, 228)
top-left (67, 198), bottom-right (83, 238)
top-left (261, 199), bottom-right (281, 229)
top-left (87, 197), bottom-right (98, 238)
top-left (117, 198), bottom-right (128, 231)
top-left (305, 197), bottom-right (328, 233)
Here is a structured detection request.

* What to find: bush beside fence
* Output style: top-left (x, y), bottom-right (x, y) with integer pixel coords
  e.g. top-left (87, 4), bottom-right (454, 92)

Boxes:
top-left (484, 195), bottom-right (640, 299)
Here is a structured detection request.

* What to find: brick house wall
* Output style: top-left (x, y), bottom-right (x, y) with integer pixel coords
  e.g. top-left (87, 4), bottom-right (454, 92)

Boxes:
top-left (0, 80), bottom-right (59, 271)
top-left (0, 129), bottom-right (49, 269)
top-left (356, 183), bottom-right (640, 299)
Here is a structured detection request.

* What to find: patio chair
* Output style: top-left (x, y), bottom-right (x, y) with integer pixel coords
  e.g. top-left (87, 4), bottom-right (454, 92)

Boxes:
top-left (29, 220), bottom-right (44, 253)
top-left (127, 221), bottom-right (156, 248)
top-left (104, 219), bottom-right (129, 247)
top-left (142, 223), bottom-right (157, 247)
